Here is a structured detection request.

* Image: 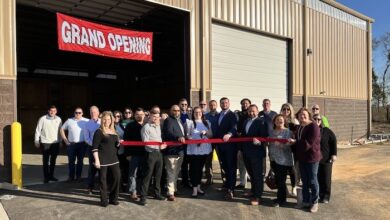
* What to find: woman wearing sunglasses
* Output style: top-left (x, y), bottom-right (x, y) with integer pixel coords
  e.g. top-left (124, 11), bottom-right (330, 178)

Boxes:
top-left (313, 114), bottom-right (337, 204)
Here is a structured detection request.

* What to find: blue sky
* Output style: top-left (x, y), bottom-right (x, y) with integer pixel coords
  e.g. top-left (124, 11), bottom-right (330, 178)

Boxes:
top-left (337, 0), bottom-right (390, 75)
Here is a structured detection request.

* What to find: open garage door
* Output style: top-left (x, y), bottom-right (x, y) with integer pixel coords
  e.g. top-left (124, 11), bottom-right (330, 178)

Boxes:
top-left (211, 23), bottom-right (288, 111)
top-left (16, 1), bottom-right (190, 153)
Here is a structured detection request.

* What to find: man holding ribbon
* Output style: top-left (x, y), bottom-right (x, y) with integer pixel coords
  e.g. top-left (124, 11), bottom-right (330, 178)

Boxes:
top-left (241, 104), bottom-right (269, 205)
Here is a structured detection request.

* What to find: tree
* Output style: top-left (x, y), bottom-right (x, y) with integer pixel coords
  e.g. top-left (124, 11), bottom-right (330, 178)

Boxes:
top-left (373, 32), bottom-right (390, 107)
top-left (372, 68), bottom-right (384, 111)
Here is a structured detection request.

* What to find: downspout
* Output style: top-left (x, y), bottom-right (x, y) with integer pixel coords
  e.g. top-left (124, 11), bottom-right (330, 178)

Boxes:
top-left (303, 0), bottom-right (309, 107)
top-left (367, 22), bottom-right (372, 137)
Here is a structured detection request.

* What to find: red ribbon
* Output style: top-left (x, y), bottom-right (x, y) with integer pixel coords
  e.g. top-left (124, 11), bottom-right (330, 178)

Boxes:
top-left (121, 137), bottom-right (288, 147)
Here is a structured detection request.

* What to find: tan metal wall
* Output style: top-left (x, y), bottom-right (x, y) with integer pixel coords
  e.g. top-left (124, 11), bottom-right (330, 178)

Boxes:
top-left (306, 7), bottom-right (368, 99)
top-left (205, 0), bottom-right (370, 100)
top-left (0, 0), bottom-right (17, 80)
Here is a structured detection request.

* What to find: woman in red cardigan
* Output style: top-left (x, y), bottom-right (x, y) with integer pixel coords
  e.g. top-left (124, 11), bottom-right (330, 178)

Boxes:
top-left (294, 107), bottom-right (321, 213)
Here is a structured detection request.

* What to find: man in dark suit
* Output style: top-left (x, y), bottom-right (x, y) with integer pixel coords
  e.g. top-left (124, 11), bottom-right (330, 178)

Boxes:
top-left (242, 104), bottom-right (269, 205)
top-left (162, 105), bottom-right (186, 201)
top-left (215, 97), bottom-right (238, 200)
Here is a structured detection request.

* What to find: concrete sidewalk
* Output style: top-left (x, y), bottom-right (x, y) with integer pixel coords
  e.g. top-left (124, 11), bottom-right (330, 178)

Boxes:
top-left (1, 144), bottom-right (389, 220)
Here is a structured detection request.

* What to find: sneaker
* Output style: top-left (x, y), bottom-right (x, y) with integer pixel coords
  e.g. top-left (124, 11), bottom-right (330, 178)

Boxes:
top-left (167, 195), bottom-right (176, 201)
top-left (273, 202), bottom-right (280, 207)
top-left (87, 188), bottom-right (93, 195)
top-left (322, 199), bottom-right (329, 204)
top-left (66, 177), bottom-right (74, 183)
top-left (291, 186), bottom-right (297, 196)
top-left (310, 203), bottom-right (319, 213)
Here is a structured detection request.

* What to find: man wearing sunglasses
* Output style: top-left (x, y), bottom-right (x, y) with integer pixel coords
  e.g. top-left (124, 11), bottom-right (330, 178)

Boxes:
top-left (60, 107), bottom-right (89, 182)
top-left (311, 104), bottom-right (330, 128)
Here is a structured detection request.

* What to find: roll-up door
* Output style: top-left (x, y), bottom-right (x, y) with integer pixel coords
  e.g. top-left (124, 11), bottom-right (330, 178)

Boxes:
top-left (211, 23), bottom-right (288, 111)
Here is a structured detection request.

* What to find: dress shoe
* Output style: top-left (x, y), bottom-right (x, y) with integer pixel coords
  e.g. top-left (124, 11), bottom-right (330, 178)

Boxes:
top-left (101, 201), bottom-right (109, 207)
top-left (224, 191), bottom-right (234, 201)
top-left (49, 177), bottom-right (59, 182)
top-left (139, 197), bottom-right (147, 206)
top-left (235, 184), bottom-right (245, 189)
top-left (155, 195), bottom-right (167, 201)
top-left (44, 178), bottom-right (49, 183)
top-left (109, 200), bottom-right (119, 205)
top-left (167, 195), bottom-right (176, 201)
top-left (66, 177), bottom-right (74, 183)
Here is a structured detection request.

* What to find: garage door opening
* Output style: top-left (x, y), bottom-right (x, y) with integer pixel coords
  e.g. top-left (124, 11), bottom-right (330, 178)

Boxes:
top-left (211, 23), bottom-right (289, 111)
top-left (16, 1), bottom-right (190, 155)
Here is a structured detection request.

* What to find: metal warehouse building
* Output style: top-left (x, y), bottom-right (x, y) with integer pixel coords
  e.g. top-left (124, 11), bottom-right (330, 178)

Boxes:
top-left (0, 0), bottom-right (373, 182)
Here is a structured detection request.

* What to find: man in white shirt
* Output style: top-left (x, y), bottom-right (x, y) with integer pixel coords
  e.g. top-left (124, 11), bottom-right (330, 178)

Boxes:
top-left (60, 107), bottom-right (89, 182)
top-left (84, 106), bottom-right (101, 193)
top-left (34, 105), bottom-right (62, 183)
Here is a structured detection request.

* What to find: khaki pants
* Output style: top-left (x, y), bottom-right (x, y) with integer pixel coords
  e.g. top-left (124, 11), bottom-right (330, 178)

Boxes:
top-left (164, 155), bottom-right (184, 196)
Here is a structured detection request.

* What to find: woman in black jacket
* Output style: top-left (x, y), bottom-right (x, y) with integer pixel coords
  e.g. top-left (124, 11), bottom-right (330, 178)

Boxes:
top-left (313, 114), bottom-right (337, 204)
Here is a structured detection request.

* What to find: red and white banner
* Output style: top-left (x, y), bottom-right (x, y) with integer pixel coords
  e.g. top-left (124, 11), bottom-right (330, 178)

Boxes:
top-left (57, 13), bottom-right (153, 61)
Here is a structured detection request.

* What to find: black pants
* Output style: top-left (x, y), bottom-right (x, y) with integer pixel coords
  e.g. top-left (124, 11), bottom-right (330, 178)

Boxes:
top-left (274, 163), bottom-right (291, 203)
top-left (87, 146), bottom-right (98, 188)
top-left (188, 155), bottom-right (207, 187)
top-left (242, 149), bottom-right (263, 198)
top-left (181, 152), bottom-right (190, 185)
top-left (204, 150), bottom-right (214, 181)
top-left (141, 151), bottom-right (163, 197)
top-left (41, 143), bottom-right (59, 180)
top-left (216, 143), bottom-right (237, 191)
top-left (99, 164), bottom-right (121, 203)
top-left (318, 162), bottom-right (333, 200)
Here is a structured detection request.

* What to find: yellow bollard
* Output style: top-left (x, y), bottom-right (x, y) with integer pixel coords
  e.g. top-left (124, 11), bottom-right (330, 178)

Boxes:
top-left (11, 122), bottom-right (22, 189)
top-left (212, 149), bottom-right (219, 161)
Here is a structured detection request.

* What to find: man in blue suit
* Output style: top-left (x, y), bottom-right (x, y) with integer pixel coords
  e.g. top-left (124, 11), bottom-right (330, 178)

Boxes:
top-left (215, 97), bottom-right (238, 200)
top-left (242, 104), bottom-right (269, 205)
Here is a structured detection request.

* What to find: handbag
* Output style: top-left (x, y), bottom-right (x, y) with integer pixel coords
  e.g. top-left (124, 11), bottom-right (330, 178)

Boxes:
top-left (265, 170), bottom-right (277, 190)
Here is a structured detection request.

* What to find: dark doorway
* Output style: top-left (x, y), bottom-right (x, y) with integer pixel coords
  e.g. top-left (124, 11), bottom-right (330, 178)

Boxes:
top-left (16, 2), bottom-right (190, 153)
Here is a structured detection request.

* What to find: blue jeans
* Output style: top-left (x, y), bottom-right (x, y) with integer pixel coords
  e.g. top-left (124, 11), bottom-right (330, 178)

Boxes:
top-left (299, 161), bottom-right (319, 204)
top-left (128, 155), bottom-right (145, 194)
top-left (67, 143), bottom-right (87, 179)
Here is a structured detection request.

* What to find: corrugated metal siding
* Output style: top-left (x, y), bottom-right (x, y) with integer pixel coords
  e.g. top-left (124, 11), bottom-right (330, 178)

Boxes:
top-left (147, 0), bottom-right (192, 11)
top-left (209, 0), bottom-right (304, 95)
top-left (306, 7), bottom-right (367, 99)
top-left (0, 0), bottom-right (17, 79)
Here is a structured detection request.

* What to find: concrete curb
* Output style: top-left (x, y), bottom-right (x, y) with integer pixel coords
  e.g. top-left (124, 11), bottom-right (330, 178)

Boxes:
top-left (0, 202), bottom-right (9, 220)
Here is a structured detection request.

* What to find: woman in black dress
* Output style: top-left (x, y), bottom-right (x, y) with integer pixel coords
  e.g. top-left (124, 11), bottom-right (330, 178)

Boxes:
top-left (92, 111), bottom-right (121, 207)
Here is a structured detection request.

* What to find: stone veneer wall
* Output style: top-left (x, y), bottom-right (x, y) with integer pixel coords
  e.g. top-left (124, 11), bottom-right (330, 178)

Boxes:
top-left (0, 79), bottom-right (16, 182)
top-left (292, 95), bottom-right (368, 142)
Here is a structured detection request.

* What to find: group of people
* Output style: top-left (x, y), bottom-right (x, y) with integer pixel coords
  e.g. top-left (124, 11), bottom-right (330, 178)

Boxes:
top-left (34, 98), bottom-right (337, 212)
